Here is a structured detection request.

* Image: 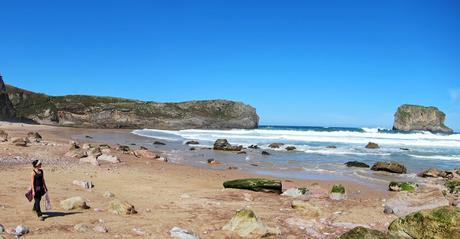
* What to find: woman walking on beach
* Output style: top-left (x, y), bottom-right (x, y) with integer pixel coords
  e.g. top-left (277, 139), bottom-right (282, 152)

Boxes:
top-left (31, 160), bottom-right (48, 221)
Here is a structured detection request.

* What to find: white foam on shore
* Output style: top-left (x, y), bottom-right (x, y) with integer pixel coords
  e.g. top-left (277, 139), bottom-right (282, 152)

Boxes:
top-left (408, 154), bottom-right (460, 161)
top-left (132, 128), bottom-right (460, 148)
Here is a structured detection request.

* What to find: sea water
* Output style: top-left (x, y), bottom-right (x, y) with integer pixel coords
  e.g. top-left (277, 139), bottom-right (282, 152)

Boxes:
top-left (131, 126), bottom-right (460, 186)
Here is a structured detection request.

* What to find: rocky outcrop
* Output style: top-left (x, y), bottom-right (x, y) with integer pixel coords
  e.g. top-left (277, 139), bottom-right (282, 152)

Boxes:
top-left (0, 75), bottom-right (16, 120)
top-left (223, 178), bottom-right (282, 194)
top-left (393, 104), bottom-right (453, 134)
top-left (388, 206), bottom-right (460, 239)
top-left (6, 84), bottom-right (259, 129)
top-left (371, 161), bottom-right (407, 174)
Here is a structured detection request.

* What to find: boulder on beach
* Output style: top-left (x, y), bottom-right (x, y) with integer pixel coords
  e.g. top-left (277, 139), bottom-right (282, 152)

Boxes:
top-left (291, 200), bottom-right (321, 217)
top-left (384, 186), bottom-right (449, 217)
top-left (339, 226), bottom-right (396, 239)
top-left (213, 139), bottom-right (242, 151)
top-left (133, 149), bottom-right (159, 159)
top-left (365, 142), bottom-right (380, 149)
top-left (27, 131), bottom-right (42, 142)
top-left (371, 161), bottom-right (407, 174)
top-left (109, 199), bottom-right (137, 215)
top-left (170, 227), bottom-right (200, 239)
top-left (418, 168), bottom-right (451, 179)
top-left (268, 143), bottom-right (284, 149)
top-left (60, 196), bottom-right (90, 210)
top-left (97, 154), bottom-right (120, 164)
top-left (261, 151), bottom-right (270, 156)
top-left (345, 161), bottom-right (370, 168)
top-left (185, 140), bottom-right (200, 145)
top-left (223, 178), bottom-right (282, 194)
top-left (285, 146), bottom-right (296, 151)
top-left (389, 182), bottom-right (417, 192)
top-left (393, 104), bottom-right (453, 134)
top-left (388, 206), bottom-right (460, 239)
top-left (223, 209), bottom-right (279, 238)
top-left (153, 141), bottom-right (166, 145)
top-left (0, 130), bottom-right (8, 142)
top-left (11, 137), bottom-right (29, 147)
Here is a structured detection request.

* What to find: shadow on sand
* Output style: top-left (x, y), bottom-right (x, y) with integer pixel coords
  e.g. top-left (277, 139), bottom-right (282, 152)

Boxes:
top-left (43, 211), bottom-right (82, 219)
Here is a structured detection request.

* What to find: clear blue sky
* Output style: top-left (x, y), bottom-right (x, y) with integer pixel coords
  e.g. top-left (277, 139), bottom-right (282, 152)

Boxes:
top-left (1, 1), bottom-right (459, 130)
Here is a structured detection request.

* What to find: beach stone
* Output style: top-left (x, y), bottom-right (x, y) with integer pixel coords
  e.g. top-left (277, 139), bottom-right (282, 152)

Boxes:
top-left (60, 196), bottom-right (90, 210)
top-left (345, 161), bottom-right (370, 168)
top-left (282, 188), bottom-right (309, 198)
top-left (133, 149), bottom-right (158, 159)
top-left (116, 145), bottom-right (131, 153)
top-left (418, 168), bottom-right (448, 178)
top-left (170, 227), bottom-right (200, 239)
top-left (371, 161), bottom-right (407, 174)
top-left (213, 139), bottom-right (242, 151)
top-left (268, 143), bottom-right (284, 148)
top-left (93, 224), bottom-right (108, 233)
top-left (248, 144), bottom-right (259, 149)
top-left (389, 182), bottom-right (417, 192)
top-left (27, 131), bottom-right (42, 142)
top-left (185, 140), bottom-right (200, 145)
top-left (388, 206), bottom-right (460, 239)
top-left (153, 141), bottom-right (166, 145)
top-left (0, 224), bottom-right (4, 232)
top-left (330, 185), bottom-right (346, 200)
top-left (11, 137), bottom-right (29, 147)
top-left (109, 199), bottom-right (137, 215)
top-left (223, 209), bottom-right (279, 238)
top-left (365, 142), bottom-right (380, 149)
top-left (339, 226), bottom-right (395, 239)
top-left (13, 225), bottom-right (29, 237)
top-left (103, 191), bottom-right (115, 198)
top-left (285, 146), bottom-right (296, 151)
top-left (223, 178), bottom-right (282, 194)
top-left (384, 186), bottom-right (449, 217)
top-left (66, 149), bottom-right (88, 159)
top-left (74, 223), bottom-right (90, 233)
top-left (0, 130), bottom-right (8, 142)
top-left (291, 200), bottom-right (321, 217)
top-left (73, 180), bottom-right (93, 190)
top-left (207, 159), bottom-right (221, 165)
top-left (261, 151), bottom-right (270, 155)
top-left (80, 156), bottom-right (99, 166)
top-left (97, 154), bottom-right (120, 164)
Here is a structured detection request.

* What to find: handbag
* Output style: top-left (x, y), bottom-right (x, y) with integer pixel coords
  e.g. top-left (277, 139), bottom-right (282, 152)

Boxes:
top-left (25, 189), bottom-right (33, 202)
top-left (45, 192), bottom-right (52, 210)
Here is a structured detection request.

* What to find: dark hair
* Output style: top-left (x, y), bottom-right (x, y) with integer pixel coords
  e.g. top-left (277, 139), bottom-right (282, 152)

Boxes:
top-left (32, 160), bottom-right (40, 168)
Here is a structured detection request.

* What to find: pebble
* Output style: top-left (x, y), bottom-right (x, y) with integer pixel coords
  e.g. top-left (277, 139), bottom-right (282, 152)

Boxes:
top-left (13, 225), bottom-right (29, 236)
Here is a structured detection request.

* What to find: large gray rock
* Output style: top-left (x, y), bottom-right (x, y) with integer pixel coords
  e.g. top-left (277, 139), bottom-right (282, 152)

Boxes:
top-left (0, 75), bottom-right (16, 120)
top-left (393, 104), bottom-right (453, 134)
top-left (6, 84), bottom-right (259, 129)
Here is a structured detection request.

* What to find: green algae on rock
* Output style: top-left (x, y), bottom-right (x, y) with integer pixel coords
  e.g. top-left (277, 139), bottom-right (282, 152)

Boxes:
top-left (223, 178), bottom-right (282, 194)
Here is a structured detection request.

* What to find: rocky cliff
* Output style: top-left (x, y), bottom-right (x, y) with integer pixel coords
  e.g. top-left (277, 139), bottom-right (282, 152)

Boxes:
top-left (0, 75), bottom-right (16, 120)
top-left (5, 84), bottom-right (259, 130)
top-left (393, 104), bottom-right (453, 134)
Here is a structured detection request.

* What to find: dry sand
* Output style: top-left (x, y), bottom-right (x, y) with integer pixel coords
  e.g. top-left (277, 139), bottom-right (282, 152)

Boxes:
top-left (0, 123), bottom-right (397, 239)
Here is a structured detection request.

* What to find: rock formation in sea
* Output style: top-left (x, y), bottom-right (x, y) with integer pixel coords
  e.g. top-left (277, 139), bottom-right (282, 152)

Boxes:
top-left (0, 75), bottom-right (16, 120)
top-left (393, 104), bottom-right (453, 134)
top-left (3, 78), bottom-right (259, 129)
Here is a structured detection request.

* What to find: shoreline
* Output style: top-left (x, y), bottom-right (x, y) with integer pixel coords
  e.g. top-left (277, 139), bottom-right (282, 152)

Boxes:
top-left (0, 122), bottom-right (441, 238)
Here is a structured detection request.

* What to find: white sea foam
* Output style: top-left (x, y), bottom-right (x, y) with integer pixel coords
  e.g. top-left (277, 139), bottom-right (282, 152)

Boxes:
top-left (408, 154), bottom-right (460, 161)
top-left (132, 128), bottom-right (460, 148)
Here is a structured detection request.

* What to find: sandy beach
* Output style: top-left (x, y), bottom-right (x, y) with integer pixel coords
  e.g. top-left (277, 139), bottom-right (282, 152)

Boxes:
top-left (0, 123), bottom-right (398, 239)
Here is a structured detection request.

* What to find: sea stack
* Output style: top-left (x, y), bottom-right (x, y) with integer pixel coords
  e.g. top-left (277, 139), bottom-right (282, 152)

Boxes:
top-left (393, 104), bottom-right (453, 134)
top-left (0, 75), bottom-right (16, 120)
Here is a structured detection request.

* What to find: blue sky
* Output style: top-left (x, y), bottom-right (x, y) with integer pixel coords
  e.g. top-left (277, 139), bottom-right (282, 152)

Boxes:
top-left (1, 1), bottom-right (459, 130)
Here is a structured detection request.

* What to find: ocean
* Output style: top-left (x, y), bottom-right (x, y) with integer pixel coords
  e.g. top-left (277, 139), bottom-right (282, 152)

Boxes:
top-left (131, 125), bottom-right (460, 186)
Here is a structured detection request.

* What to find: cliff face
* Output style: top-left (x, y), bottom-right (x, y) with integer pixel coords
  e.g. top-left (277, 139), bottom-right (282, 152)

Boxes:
top-left (6, 84), bottom-right (259, 130)
top-left (0, 76), bottom-right (16, 120)
top-left (393, 104), bottom-right (453, 134)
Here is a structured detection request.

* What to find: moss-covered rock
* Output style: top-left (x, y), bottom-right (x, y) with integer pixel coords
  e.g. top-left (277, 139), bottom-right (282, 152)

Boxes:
top-left (371, 161), bottom-right (407, 174)
top-left (222, 208), bottom-right (279, 237)
top-left (223, 178), bottom-right (282, 194)
top-left (108, 199), bottom-right (137, 215)
top-left (339, 226), bottom-right (397, 239)
top-left (393, 104), bottom-right (453, 134)
top-left (331, 184), bottom-right (346, 194)
top-left (388, 206), bottom-right (460, 239)
top-left (445, 180), bottom-right (460, 194)
top-left (389, 182), bottom-right (418, 192)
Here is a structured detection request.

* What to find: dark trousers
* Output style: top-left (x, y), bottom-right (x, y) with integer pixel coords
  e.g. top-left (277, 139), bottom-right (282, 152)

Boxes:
top-left (33, 193), bottom-right (43, 217)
